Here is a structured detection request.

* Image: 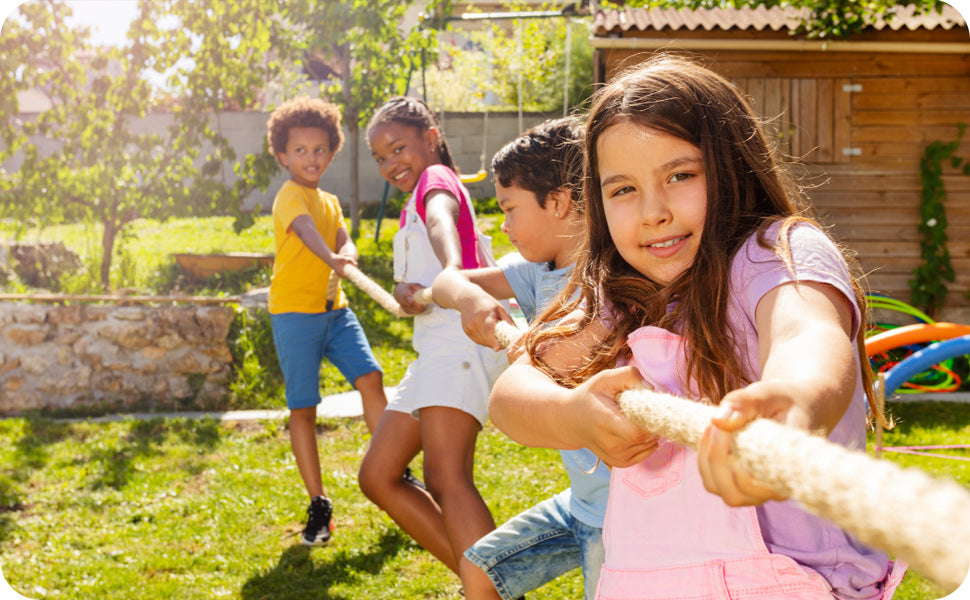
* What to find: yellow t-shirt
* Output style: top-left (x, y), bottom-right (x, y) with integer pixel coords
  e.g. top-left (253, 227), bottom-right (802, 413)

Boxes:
top-left (268, 180), bottom-right (349, 314)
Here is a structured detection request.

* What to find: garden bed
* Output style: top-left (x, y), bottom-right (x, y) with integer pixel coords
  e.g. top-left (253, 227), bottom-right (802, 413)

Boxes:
top-left (173, 252), bottom-right (274, 280)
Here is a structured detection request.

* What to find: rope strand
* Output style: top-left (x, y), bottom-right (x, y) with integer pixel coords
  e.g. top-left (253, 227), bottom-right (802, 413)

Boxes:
top-left (339, 264), bottom-right (417, 318)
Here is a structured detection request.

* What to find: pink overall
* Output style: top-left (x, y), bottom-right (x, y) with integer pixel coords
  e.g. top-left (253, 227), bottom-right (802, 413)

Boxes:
top-left (596, 327), bottom-right (905, 600)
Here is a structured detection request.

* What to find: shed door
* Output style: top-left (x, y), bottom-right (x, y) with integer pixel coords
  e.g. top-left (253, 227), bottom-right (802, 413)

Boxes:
top-left (734, 77), bottom-right (854, 165)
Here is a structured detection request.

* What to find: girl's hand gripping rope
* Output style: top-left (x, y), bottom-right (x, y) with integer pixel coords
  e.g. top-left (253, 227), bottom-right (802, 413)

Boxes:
top-left (571, 366), bottom-right (661, 468)
top-left (698, 378), bottom-right (837, 507)
top-left (392, 282), bottom-right (431, 315)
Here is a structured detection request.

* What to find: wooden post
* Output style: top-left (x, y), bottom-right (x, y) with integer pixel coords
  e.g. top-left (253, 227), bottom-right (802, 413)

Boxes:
top-left (875, 371), bottom-right (886, 459)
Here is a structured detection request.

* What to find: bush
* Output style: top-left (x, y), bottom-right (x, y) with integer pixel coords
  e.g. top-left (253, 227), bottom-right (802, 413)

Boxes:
top-left (226, 306), bottom-right (285, 409)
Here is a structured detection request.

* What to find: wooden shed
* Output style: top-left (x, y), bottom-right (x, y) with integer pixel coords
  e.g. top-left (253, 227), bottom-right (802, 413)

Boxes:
top-left (590, 4), bottom-right (970, 321)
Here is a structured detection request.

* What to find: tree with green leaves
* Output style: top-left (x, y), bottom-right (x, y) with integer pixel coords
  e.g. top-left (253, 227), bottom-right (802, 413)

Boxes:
top-left (0, 0), bottom-right (283, 291)
top-left (412, 5), bottom-right (593, 116)
top-left (288, 0), bottom-right (449, 237)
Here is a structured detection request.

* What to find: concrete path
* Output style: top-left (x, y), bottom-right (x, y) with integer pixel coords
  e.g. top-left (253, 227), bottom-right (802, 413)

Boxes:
top-left (56, 390), bottom-right (970, 424)
top-left (59, 388), bottom-right (378, 424)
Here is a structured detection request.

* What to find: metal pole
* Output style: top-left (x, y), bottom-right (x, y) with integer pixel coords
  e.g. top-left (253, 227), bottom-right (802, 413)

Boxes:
top-left (563, 21), bottom-right (572, 116)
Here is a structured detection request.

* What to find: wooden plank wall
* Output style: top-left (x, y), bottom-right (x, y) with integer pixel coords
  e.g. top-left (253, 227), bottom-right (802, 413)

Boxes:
top-left (602, 48), bottom-right (970, 318)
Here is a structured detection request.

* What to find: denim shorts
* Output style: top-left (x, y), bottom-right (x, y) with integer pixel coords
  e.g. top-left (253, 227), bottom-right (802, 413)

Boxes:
top-left (270, 308), bottom-right (382, 410)
top-left (464, 494), bottom-right (605, 600)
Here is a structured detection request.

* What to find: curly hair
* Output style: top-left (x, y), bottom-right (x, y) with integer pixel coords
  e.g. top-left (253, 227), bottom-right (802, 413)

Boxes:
top-left (266, 97), bottom-right (344, 161)
top-left (491, 116), bottom-right (585, 211)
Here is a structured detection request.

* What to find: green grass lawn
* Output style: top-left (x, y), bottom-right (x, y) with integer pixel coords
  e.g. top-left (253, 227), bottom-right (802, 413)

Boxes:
top-left (0, 402), bottom-right (967, 599)
top-left (0, 416), bottom-right (576, 600)
top-left (1, 216), bottom-right (968, 599)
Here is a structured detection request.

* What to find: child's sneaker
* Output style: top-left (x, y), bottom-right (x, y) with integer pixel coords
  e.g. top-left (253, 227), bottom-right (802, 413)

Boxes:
top-left (403, 467), bottom-right (426, 490)
top-left (302, 495), bottom-right (333, 546)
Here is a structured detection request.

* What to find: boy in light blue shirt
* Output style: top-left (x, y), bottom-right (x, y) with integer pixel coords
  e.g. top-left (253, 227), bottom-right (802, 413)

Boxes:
top-left (432, 117), bottom-right (608, 600)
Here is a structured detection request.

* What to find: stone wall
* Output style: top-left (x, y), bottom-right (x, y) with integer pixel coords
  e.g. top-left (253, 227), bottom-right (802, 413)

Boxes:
top-left (0, 302), bottom-right (236, 414)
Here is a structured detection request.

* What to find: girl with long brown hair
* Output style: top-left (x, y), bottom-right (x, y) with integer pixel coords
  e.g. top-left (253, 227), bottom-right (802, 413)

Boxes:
top-left (488, 55), bottom-right (903, 599)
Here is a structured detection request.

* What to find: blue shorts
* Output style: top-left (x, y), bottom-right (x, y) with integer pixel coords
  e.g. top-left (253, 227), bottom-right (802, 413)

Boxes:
top-left (270, 308), bottom-right (382, 410)
top-left (464, 494), bottom-right (605, 600)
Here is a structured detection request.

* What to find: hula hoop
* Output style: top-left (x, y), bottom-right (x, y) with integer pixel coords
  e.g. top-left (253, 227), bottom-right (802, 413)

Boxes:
top-left (866, 323), bottom-right (970, 357)
top-left (865, 294), bottom-right (934, 325)
top-left (882, 335), bottom-right (970, 396)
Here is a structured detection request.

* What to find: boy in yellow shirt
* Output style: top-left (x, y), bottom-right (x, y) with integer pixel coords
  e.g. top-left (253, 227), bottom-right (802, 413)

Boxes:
top-left (266, 97), bottom-right (388, 546)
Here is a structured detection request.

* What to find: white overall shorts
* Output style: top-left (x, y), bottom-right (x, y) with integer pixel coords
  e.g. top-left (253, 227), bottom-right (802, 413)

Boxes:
top-left (387, 194), bottom-right (506, 424)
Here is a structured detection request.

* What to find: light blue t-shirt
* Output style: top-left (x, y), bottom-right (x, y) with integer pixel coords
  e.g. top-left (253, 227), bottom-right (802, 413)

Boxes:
top-left (497, 252), bottom-right (612, 528)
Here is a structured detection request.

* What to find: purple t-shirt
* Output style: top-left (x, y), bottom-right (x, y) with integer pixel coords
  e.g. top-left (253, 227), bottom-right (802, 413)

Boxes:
top-left (729, 221), bottom-right (891, 599)
top-left (399, 164), bottom-right (481, 269)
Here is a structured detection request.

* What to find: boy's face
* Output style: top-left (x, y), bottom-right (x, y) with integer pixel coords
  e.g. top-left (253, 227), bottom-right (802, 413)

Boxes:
top-left (277, 126), bottom-right (336, 189)
top-left (497, 181), bottom-right (563, 265)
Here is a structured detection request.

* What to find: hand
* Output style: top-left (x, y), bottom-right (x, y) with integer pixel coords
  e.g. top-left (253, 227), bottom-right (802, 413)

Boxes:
top-left (329, 254), bottom-right (358, 279)
top-left (460, 297), bottom-right (515, 352)
top-left (394, 282), bottom-right (431, 315)
top-left (566, 366), bottom-right (661, 468)
top-left (505, 330), bottom-right (527, 364)
top-left (697, 380), bottom-right (808, 506)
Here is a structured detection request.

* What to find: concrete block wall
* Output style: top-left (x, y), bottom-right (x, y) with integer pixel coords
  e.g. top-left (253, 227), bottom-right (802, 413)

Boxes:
top-left (3, 110), bottom-right (552, 215)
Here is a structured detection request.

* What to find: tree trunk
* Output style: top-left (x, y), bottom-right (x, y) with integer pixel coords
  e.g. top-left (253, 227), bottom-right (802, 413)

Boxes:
top-left (100, 222), bottom-right (119, 291)
top-left (349, 123), bottom-right (360, 237)
top-left (338, 45), bottom-right (360, 238)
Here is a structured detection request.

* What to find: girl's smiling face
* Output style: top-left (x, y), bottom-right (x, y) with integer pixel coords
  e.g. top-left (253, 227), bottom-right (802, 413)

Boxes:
top-left (596, 122), bottom-right (708, 286)
top-left (368, 121), bottom-right (440, 193)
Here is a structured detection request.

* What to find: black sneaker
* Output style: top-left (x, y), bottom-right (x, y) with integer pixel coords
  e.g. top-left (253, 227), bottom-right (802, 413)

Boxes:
top-left (403, 467), bottom-right (426, 490)
top-left (302, 495), bottom-right (333, 546)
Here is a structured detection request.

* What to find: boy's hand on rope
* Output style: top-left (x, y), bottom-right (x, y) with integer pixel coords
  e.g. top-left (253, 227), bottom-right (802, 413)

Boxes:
top-left (460, 295), bottom-right (516, 352)
top-left (505, 327), bottom-right (528, 363)
top-left (573, 366), bottom-right (661, 468)
top-left (329, 254), bottom-right (358, 279)
top-left (698, 381), bottom-right (810, 506)
top-left (393, 282), bottom-right (431, 315)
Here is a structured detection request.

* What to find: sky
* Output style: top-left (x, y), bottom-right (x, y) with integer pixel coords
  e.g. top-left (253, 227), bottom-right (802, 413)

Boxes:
top-left (1, 0), bottom-right (138, 46)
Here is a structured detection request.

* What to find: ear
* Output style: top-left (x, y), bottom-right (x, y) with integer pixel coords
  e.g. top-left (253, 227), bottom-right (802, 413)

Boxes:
top-left (276, 152), bottom-right (288, 168)
top-left (423, 127), bottom-right (440, 151)
top-left (547, 188), bottom-right (573, 218)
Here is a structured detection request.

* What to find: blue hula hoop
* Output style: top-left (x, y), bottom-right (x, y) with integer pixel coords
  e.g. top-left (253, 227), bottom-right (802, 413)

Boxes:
top-left (882, 335), bottom-right (970, 395)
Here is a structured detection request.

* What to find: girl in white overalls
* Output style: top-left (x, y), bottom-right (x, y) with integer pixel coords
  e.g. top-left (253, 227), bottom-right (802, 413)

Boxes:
top-left (359, 96), bottom-right (506, 575)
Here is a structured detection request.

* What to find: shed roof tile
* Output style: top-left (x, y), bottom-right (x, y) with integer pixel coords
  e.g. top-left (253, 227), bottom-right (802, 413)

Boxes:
top-left (592, 3), bottom-right (965, 35)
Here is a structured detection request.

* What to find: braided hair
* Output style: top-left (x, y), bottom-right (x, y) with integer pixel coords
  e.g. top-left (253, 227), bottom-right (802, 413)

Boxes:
top-left (366, 96), bottom-right (458, 173)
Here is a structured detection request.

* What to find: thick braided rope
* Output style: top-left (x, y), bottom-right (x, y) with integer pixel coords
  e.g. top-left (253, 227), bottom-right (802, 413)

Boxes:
top-left (617, 389), bottom-right (970, 593)
top-left (494, 320), bottom-right (521, 349)
top-left (339, 264), bottom-right (413, 317)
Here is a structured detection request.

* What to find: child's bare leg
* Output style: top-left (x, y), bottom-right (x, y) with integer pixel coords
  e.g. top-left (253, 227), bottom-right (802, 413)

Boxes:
top-left (460, 556), bottom-right (503, 600)
top-left (354, 370), bottom-right (387, 435)
top-left (289, 405), bottom-right (325, 498)
top-left (358, 410), bottom-right (457, 572)
top-left (420, 406), bottom-right (496, 566)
